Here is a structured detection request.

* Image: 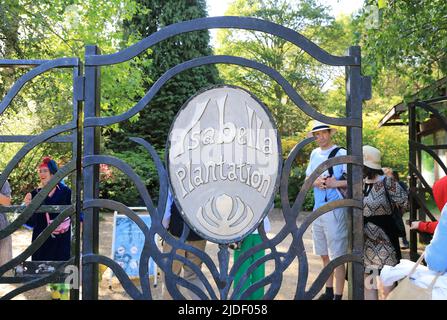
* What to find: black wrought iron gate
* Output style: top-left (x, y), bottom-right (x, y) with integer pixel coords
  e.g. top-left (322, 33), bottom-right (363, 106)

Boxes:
top-left (0, 16), bottom-right (370, 300)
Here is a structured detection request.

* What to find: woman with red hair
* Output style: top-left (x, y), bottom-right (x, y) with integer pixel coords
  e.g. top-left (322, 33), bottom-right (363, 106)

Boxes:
top-left (23, 157), bottom-right (72, 299)
top-left (24, 156), bottom-right (72, 261)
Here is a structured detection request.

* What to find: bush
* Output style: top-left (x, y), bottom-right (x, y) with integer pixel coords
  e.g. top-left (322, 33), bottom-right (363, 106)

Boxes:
top-left (100, 147), bottom-right (163, 207)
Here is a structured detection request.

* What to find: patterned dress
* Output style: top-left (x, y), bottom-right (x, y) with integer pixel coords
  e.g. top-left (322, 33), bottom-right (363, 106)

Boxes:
top-left (363, 176), bottom-right (409, 271)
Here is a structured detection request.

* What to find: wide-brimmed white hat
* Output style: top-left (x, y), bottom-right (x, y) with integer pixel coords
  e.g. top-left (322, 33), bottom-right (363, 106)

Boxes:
top-left (363, 145), bottom-right (382, 170)
top-left (306, 120), bottom-right (337, 138)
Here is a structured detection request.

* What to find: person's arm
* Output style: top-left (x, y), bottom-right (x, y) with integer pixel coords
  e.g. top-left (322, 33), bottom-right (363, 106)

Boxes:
top-left (324, 177), bottom-right (347, 189)
top-left (411, 220), bottom-right (438, 234)
top-left (305, 151), bottom-right (326, 189)
top-left (387, 177), bottom-right (409, 211)
top-left (0, 193), bottom-right (11, 205)
top-left (0, 180), bottom-right (12, 205)
top-left (22, 190), bottom-right (36, 228)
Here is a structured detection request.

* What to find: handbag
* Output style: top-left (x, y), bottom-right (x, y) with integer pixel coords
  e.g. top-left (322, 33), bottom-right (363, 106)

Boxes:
top-left (386, 252), bottom-right (442, 300)
top-left (45, 212), bottom-right (71, 236)
top-left (383, 177), bottom-right (407, 238)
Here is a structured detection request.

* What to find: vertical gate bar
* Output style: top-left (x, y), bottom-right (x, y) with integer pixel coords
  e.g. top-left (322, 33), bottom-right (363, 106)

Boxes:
top-left (415, 111), bottom-right (424, 229)
top-left (345, 46), bottom-right (364, 300)
top-left (71, 62), bottom-right (83, 300)
top-left (408, 103), bottom-right (418, 261)
top-left (83, 45), bottom-right (101, 300)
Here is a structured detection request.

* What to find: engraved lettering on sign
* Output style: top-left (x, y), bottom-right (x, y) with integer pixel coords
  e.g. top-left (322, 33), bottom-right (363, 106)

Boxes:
top-left (168, 86), bottom-right (281, 242)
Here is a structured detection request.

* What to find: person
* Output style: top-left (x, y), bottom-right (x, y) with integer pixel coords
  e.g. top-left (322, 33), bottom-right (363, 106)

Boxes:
top-left (424, 176), bottom-right (447, 273)
top-left (161, 189), bottom-right (207, 300)
top-left (362, 146), bottom-right (409, 300)
top-left (305, 120), bottom-right (348, 300)
top-left (23, 157), bottom-right (72, 299)
top-left (392, 171), bottom-right (410, 249)
top-left (409, 176), bottom-right (446, 235)
top-left (232, 207), bottom-right (272, 300)
top-left (0, 177), bottom-right (12, 267)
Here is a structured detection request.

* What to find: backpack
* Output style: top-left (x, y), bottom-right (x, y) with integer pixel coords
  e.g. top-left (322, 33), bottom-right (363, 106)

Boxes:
top-left (327, 147), bottom-right (348, 199)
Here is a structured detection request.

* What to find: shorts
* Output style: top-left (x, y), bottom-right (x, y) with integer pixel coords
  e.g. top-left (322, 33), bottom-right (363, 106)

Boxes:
top-left (312, 207), bottom-right (348, 260)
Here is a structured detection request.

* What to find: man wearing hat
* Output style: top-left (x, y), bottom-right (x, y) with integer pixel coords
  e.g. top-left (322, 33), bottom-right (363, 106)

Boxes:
top-left (305, 121), bottom-right (348, 300)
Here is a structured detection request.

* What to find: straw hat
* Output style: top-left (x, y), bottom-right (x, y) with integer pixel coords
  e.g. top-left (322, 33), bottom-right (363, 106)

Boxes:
top-left (306, 120), bottom-right (337, 138)
top-left (363, 145), bottom-right (382, 170)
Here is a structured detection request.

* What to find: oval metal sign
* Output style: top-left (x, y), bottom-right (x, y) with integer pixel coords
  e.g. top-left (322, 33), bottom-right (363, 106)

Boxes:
top-left (167, 86), bottom-right (281, 243)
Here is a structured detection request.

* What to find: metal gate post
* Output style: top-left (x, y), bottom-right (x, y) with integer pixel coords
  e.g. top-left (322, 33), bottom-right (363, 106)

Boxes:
top-left (346, 46), bottom-right (365, 300)
top-left (82, 45), bottom-right (101, 299)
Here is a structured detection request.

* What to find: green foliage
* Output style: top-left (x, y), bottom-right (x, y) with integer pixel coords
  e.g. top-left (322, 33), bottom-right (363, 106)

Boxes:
top-left (0, 0), bottom-right (152, 203)
top-left (359, 0), bottom-right (447, 97)
top-left (100, 147), bottom-right (163, 206)
top-left (216, 0), bottom-right (357, 136)
top-left (107, 0), bottom-right (220, 152)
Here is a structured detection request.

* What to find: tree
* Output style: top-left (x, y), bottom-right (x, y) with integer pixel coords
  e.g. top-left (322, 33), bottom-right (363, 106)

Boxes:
top-left (216, 0), bottom-right (356, 136)
top-left (360, 0), bottom-right (447, 96)
top-left (0, 0), bottom-right (148, 202)
top-left (106, 0), bottom-right (220, 152)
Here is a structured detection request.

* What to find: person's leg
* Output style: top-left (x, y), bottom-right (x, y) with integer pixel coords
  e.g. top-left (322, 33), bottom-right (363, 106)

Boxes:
top-left (233, 236), bottom-right (252, 299)
top-left (334, 264), bottom-right (346, 298)
top-left (161, 239), bottom-right (185, 300)
top-left (326, 208), bottom-right (348, 299)
top-left (0, 213), bottom-right (12, 268)
top-left (377, 276), bottom-right (395, 300)
top-left (364, 274), bottom-right (378, 300)
top-left (247, 234), bottom-right (265, 300)
top-left (183, 239), bottom-right (207, 300)
top-left (312, 216), bottom-right (333, 299)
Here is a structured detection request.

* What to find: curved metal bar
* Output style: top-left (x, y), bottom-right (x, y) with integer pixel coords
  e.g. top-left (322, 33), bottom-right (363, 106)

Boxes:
top-left (86, 16), bottom-right (356, 67)
top-left (82, 155), bottom-right (157, 215)
top-left (0, 122), bottom-right (76, 194)
top-left (129, 137), bottom-right (168, 223)
top-left (83, 199), bottom-right (217, 300)
top-left (164, 271), bottom-right (210, 300)
top-left (81, 155), bottom-right (220, 298)
top-left (0, 58), bottom-right (79, 115)
top-left (161, 242), bottom-right (218, 300)
top-left (294, 239), bottom-right (309, 300)
top-left (280, 137), bottom-right (315, 216)
top-left (410, 140), bottom-right (447, 176)
top-left (408, 162), bottom-right (434, 198)
top-left (297, 199), bottom-right (362, 237)
top-left (304, 254), bottom-right (362, 300)
top-left (82, 254), bottom-right (143, 300)
top-left (0, 205), bottom-right (75, 277)
top-left (230, 251), bottom-right (285, 299)
top-left (238, 258), bottom-right (286, 300)
top-left (410, 191), bottom-right (438, 222)
top-left (291, 155), bottom-right (362, 215)
top-left (83, 199), bottom-right (152, 299)
top-left (0, 258), bottom-right (75, 300)
top-left (0, 160), bottom-right (75, 240)
top-left (228, 238), bottom-right (281, 280)
top-left (84, 56), bottom-right (361, 128)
